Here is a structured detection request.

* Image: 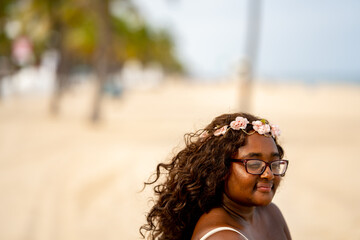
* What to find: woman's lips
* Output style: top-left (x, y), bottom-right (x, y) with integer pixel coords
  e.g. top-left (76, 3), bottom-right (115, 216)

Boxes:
top-left (256, 183), bottom-right (273, 193)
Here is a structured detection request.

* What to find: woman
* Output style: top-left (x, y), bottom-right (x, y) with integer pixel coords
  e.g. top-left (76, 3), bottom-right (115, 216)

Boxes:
top-left (140, 113), bottom-right (291, 240)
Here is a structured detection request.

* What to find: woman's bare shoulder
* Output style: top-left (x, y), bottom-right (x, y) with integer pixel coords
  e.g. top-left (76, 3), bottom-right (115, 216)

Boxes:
top-left (257, 203), bottom-right (292, 239)
top-left (191, 208), bottom-right (243, 240)
top-left (258, 203), bottom-right (287, 223)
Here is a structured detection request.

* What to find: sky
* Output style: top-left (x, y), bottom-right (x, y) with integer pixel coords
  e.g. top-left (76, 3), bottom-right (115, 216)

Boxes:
top-left (132, 0), bottom-right (360, 82)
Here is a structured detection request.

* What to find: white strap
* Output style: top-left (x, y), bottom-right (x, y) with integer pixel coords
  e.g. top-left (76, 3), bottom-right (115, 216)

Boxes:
top-left (199, 226), bottom-right (249, 240)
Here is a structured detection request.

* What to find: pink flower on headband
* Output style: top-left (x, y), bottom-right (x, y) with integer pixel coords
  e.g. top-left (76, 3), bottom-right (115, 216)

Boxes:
top-left (270, 124), bottom-right (281, 137)
top-left (230, 116), bottom-right (249, 130)
top-left (252, 120), bottom-right (271, 135)
top-left (208, 117), bottom-right (281, 139)
top-left (214, 125), bottom-right (228, 136)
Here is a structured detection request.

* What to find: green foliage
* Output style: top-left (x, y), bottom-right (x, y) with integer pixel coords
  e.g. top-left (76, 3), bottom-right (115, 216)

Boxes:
top-left (112, 15), bottom-right (183, 73)
top-left (0, 0), bottom-right (184, 73)
top-left (0, 0), bottom-right (15, 56)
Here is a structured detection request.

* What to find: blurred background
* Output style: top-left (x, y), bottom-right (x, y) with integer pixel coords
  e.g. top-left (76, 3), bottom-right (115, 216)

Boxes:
top-left (0, 0), bottom-right (360, 239)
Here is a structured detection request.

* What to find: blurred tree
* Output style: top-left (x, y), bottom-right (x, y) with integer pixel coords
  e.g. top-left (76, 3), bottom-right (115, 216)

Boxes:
top-left (90, 0), bottom-right (112, 122)
top-left (240, 0), bottom-right (262, 112)
top-left (0, 0), bottom-right (14, 57)
top-left (12, 0), bottom-right (75, 113)
top-left (0, 0), bottom-right (17, 98)
top-left (2, 0), bottom-right (184, 120)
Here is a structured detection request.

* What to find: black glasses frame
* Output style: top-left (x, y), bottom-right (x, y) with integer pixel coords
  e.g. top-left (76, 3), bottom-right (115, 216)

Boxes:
top-left (230, 159), bottom-right (289, 177)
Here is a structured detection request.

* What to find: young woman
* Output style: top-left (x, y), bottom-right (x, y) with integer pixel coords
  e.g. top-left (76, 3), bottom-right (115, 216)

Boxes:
top-left (140, 113), bottom-right (291, 240)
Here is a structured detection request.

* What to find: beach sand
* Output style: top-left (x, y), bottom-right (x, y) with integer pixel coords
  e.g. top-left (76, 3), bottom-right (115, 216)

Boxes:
top-left (0, 79), bottom-right (359, 239)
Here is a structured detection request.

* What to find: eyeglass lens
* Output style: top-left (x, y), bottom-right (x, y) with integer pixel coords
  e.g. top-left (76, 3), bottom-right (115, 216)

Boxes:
top-left (246, 160), bottom-right (287, 175)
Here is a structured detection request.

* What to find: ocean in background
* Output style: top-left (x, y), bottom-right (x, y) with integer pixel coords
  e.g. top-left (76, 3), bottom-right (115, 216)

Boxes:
top-left (189, 71), bottom-right (360, 85)
top-left (258, 71), bottom-right (360, 85)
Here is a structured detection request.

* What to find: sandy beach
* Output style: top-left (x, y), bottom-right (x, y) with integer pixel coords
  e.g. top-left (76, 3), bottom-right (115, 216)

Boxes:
top-left (0, 79), bottom-right (359, 240)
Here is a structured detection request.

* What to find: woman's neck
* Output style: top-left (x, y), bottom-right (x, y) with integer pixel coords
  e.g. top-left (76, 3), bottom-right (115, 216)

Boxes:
top-left (222, 193), bottom-right (256, 223)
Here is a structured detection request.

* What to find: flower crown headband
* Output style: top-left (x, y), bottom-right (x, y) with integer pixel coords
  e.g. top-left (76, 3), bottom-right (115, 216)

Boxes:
top-left (201, 116), bottom-right (281, 139)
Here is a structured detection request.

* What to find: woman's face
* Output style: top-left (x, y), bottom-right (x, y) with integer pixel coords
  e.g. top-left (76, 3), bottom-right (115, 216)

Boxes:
top-left (225, 133), bottom-right (282, 206)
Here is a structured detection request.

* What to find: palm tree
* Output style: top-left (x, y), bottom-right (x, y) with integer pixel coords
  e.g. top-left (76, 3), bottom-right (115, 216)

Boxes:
top-left (240, 0), bottom-right (263, 112)
top-left (5, 0), bottom-right (184, 120)
top-left (0, 0), bottom-right (18, 99)
top-left (90, 0), bottom-right (112, 122)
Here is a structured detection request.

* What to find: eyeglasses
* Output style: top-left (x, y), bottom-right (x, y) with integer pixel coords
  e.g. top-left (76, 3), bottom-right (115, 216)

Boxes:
top-left (230, 159), bottom-right (289, 176)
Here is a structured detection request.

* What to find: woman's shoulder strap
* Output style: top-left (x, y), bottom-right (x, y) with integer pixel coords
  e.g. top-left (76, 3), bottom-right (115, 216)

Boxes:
top-left (199, 226), bottom-right (249, 240)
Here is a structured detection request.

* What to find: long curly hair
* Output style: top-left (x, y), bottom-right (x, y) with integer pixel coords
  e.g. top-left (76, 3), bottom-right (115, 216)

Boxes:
top-left (140, 112), bottom-right (284, 240)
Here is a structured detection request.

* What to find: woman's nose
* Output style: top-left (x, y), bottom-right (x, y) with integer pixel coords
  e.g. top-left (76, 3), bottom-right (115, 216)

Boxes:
top-left (261, 165), bottom-right (274, 180)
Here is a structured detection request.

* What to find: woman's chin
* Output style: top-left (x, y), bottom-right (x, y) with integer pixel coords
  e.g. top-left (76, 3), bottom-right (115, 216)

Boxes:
top-left (253, 194), bottom-right (274, 206)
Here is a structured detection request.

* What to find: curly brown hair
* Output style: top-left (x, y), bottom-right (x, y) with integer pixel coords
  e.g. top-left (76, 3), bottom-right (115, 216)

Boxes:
top-left (140, 112), bottom-right (284, 240)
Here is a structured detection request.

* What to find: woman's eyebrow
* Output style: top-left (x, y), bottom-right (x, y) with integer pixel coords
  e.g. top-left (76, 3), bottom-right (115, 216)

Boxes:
top-left (272, 152), bottom-right (281, 157)
top-left (243, 152), bottom-right (262, 158)
top-left (242, 152), bottom-right (280, 158)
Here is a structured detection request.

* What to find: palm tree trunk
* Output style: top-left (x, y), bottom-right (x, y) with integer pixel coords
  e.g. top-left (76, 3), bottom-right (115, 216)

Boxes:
top-left (90, 0), bottom-right (112, 123)
top-left (239, 0), bottom-right (262, 112)
top-left (50, 22), bottom-right (70, 115)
